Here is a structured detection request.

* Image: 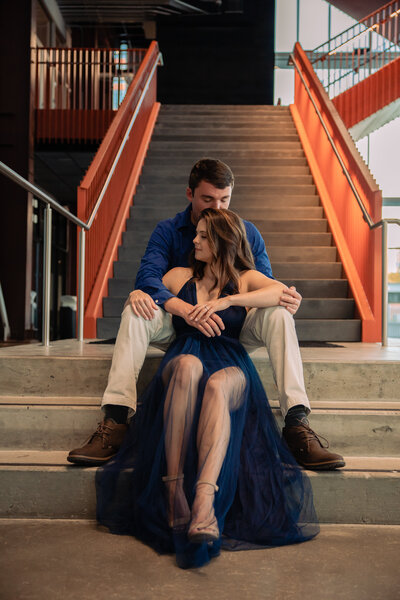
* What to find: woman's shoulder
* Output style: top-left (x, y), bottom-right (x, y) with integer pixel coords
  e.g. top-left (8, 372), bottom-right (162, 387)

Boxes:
top-left (162, 267), bottom-right (193, 295)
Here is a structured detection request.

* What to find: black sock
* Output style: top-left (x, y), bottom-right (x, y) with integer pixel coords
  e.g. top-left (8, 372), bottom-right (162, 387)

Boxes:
top-left (104, 404), bottom-right (129, 425)
top-left (285, 405), bottom-right (309, 427)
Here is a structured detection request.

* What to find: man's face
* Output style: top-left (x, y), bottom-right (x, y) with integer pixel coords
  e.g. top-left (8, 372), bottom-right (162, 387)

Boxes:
top-left (186, 180), bottom-right (232, 224)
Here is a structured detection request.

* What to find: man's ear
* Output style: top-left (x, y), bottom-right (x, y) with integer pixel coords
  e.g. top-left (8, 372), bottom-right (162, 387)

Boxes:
top-left (186, 187), bottom-right (193, 203)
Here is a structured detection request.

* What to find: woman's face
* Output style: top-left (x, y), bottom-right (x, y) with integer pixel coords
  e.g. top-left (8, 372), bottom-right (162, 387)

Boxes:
top-left (193, 218), bottom-right (213, 264)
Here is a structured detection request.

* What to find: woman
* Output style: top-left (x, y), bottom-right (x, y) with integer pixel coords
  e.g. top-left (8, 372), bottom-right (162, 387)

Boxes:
top-left (96, 208), bottom-right (319, 569)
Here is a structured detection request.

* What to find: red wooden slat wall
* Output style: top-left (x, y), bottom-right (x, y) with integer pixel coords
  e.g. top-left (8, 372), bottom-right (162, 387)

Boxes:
top-left (333, 56), bottom-right (400, 129)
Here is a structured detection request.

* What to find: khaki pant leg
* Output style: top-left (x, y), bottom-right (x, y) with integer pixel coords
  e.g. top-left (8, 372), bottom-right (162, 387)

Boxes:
top-left (239, 305), bottom-right (310, 418)
top-left (101, 305), bottom-right (175, 415)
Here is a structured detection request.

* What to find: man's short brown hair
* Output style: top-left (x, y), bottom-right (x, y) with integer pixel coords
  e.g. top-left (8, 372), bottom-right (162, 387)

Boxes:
top-left (188, 158), bottom-right (234, 194)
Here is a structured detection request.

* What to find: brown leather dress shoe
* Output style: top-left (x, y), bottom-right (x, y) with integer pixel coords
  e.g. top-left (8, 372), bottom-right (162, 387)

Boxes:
top-left (67, 419), bottom-right (128, 466)
top-left (283, 423), bottom-right (345, 470)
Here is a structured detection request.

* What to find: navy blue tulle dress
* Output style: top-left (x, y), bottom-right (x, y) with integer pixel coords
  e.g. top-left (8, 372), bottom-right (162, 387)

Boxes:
top-left (96, 280), bottom-right (319, 568)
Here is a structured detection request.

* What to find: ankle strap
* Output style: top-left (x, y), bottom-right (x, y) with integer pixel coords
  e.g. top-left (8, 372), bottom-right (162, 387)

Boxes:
top-left (195, 480), bottom-right (219, 492)
top-left (162, 474), bottom-right (184, 482)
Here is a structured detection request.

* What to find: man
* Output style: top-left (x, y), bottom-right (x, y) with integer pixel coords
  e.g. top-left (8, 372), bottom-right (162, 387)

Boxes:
top-left (68, 158), bottom-right (345, 470)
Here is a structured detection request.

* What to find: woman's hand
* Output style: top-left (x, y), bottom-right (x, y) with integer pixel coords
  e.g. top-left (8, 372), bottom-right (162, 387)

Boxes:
top-left (188, 297), bottom-right (231, 322)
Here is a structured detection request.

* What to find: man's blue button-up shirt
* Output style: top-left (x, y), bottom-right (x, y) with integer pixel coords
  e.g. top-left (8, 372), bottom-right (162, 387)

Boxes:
top-left (134, 204), bottom-right (274, 307)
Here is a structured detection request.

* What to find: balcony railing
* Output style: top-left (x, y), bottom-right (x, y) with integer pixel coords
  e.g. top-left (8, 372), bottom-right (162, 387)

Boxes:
top-left (32, 46), bottom-right (148, 142)
top-left (309, 0), bottom-right (400, 98)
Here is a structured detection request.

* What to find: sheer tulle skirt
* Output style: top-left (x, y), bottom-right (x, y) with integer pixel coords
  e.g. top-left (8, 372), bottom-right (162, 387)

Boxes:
top-left (96, 333), bottom-right (319, 569)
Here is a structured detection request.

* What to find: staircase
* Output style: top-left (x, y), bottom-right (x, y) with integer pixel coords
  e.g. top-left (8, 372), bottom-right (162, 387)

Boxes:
top-left (97, 104), bottom-right (360, 342)
top-left (1, 341), bottom-right (399, 522)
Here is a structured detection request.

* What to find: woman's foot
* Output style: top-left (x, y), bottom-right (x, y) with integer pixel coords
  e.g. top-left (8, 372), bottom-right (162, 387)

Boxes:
top-left (188, 481), bottom-right (219, 543)
top-left (162, 474), bottom-right (191, 531)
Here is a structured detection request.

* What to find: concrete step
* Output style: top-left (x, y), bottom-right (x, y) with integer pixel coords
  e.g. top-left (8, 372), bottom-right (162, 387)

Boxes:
top-left (131, 194), bottom-right (320, 206)
top-left (1, 399), bottom-right (398, 454)
top-left (272, 262), bottom-right (342, 278)
top-left (124, 217), bottom-right (327, 236)
top-left (294, 319), bottom-right (361, 341)
top-left (117, 237), bottom-right (335, 262)
top-left (113, 257), bottom-right (341, 280)
top-left (280, 279), bottom-right (348, 298)
top-left (131, 196), bottom-right (321, 211)
top-left (96, 315), bottom-right (360, 341)
top-left (144, 155), bottom-right (308, 166)
top-left (137, 183), bottom-right (317, 196)
top-left (2, 346), bottom-right (400, 401)
top-left (102, 296), bottom-right (354, 320)
top-left (151, 133), bottom-right (300, 143)
top-left (295, 298), bottom-right (354, 319)
top-left (255, 219), bottom-right (328, 232)
top-left (154, 121), bottom-right (298, 130)
top-left (268, 247), bottom-right (337, 262)
top-left (138, 173), bottom-right (313, 185)
top-left (160, 104), bottom-right (291, 111)
top-left (264, 233), bottom-right (332, 246)
top-left (1, 452), bottom-right (399, 522)
top-left (159, 106), bottom-right (292, 115)
top-left (140, 165), bottom-right (311, 178)
top-left (107, 277), bottom-right (349, 300)
top-left (149, 141), bottom-right (304, 150)
top-left (127, 206), bottom-right (323, 222)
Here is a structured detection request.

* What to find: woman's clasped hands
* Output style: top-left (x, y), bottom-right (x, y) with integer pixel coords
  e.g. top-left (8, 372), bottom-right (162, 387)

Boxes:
top-left (188, 297), bottom-right (232, 323)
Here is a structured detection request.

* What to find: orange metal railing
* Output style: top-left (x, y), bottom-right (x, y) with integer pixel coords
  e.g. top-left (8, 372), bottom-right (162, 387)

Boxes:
top-left (33, 46), bottom-right (147, 142)
top-left (310, 0), bottom-right (400, 98)
top-left (290, 43), bottom-right (382, 342)
top-left (77, 41), bottom-right (161, 337)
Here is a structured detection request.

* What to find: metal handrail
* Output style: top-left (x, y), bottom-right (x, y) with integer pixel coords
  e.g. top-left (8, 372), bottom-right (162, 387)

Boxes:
top-left (290, 52), bottom-right (400, 346)
top-left (311, 0), bottom-right (400, 60)
top-left (0, 50), bottom-right (162, 346)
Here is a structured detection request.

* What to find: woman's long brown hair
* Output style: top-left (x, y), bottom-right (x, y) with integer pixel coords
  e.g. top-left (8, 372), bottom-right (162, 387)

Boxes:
top-left (190, 208), bottom-right (255, 294)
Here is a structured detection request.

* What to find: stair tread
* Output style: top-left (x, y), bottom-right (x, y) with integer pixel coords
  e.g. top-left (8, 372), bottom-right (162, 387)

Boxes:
top-left (1, 396), bottom-right (399, 411)
top-left (0, 451), bottom-right (399, 472)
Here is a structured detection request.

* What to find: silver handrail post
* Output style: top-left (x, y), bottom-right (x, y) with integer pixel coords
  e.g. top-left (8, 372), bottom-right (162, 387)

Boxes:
top-left (382, 220), bottom-right (388, 347)
top-left (42, 205), bottom-right (52, 346)
top-left (77, 227), bottom-right (86, 342)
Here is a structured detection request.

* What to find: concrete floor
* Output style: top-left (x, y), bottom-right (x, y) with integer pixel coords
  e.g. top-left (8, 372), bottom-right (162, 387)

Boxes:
top-left (0, 521), bottom-right (399, 600)
top-left (1, 338), bottom-right (400, 360)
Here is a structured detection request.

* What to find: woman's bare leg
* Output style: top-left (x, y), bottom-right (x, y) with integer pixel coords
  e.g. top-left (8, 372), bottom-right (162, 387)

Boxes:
top-left (161, 354), bottom-right (203, 527)
top-left (189, 367), bottom-right (246, 540)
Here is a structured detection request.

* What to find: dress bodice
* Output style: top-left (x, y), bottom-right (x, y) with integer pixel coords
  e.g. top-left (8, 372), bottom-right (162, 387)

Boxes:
top-left (172, 279), bottom-right (247, 341)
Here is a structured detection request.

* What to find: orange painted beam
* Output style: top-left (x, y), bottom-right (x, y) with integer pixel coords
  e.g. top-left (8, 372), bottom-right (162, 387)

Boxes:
top-left (292, 43), bottom-right (382, 342)
top-left (291, 104), bottom-right (376, 332)
top-left (83, 102), bottom-right (161, 338)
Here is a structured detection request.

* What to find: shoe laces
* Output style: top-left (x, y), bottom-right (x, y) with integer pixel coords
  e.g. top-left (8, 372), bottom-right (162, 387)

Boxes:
top-left (90, 421), bottom-right (114, 448)
top-left (295, 423), bottom-right (329, 449)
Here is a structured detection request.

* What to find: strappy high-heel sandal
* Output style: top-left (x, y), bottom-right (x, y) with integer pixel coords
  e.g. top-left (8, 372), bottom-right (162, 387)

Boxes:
top-left (188, 480), bottom-right (219, 543)
top-left (162, 474), bottom-right (190, 530)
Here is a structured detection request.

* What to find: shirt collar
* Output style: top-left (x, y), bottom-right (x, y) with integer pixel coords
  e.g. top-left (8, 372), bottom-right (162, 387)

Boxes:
top-left (176, 204), bottom-right (195, 231)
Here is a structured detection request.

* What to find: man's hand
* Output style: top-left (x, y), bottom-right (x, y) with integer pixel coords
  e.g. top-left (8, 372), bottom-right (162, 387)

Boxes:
top-left (279, 286), bottom-right (302, 315)
top-left (126, 290), bottom-right (159, 320)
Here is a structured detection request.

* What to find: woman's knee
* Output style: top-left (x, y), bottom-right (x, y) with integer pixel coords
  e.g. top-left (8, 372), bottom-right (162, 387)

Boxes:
top-left (173, 354), bottom-right (203, 386)
top-left (205, 368), bottom-right (245, 398)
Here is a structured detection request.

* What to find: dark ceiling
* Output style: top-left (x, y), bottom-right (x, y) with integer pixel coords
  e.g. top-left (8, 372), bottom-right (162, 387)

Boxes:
top-left (55, 1), bottom-right (389, 27)
top-left (56, 0), bottom-right (235, 23)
